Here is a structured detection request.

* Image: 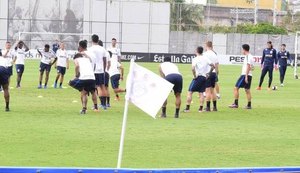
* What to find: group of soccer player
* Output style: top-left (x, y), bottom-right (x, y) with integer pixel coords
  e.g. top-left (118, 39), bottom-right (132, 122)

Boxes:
top-left (159, 41), bottom-right (291, 118)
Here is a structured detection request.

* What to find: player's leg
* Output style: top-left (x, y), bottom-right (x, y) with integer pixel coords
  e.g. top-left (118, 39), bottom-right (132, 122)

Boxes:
top-left (80, 90), bottom-right (88, 114)
top-left (54, 67), bottom-right (60, 88)
top-left (267, 67), bottom-right (273, 90)
top-left (229, 75), bottom-right (245, 108)
top-left (173, 74), bottom-right (182, 118)
top-left (174, 93), bottom-right (181, 118)
top-left (280, 65), bottom-right (287, 86)
top-left (89, 80), bottom-right (99, 112)
top-left (205, 87), bottom-right (212, 111)
top-left (2, 83), bottom-right (10, 112)
top-left (184, 91), bottom-right (193, 112)
top-left (257, 66), bottom-right (268, 89)
top-left (44, 71), bottom-right (50, 89)
top-left (198, 92), bottom-right (204, 112)
top-left (38, 71), bottom-right (44, 89)
top-left (215, 82), bottom-right (220, 99)
top-left (161, 99), bottom-right (167, 118)
top-left (245, 89), bottom-right (252, 109)
top-left (16, 65), bottom-right (24, 88)
top-left (104, 72), bottom-right (110, 107)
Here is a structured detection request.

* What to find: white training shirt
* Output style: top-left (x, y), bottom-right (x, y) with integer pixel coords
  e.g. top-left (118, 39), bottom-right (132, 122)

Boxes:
top-left (242, 54), bottom-right (254, 76)
top-left (109, 58), bottom-right (121, 77)
top-left (56, 49), bottom-right (68, 67)
top-left (160, 62), bottom-right (181, 76)
top-left (107, 46), bottom-right (121, 61)
top-left (1, 49), bottom-right (14, 67)
top-left (0, 56), bottom-right (7, 67)
top-left (192, 55), bottom-right (213, 77)
top-left (203, 50), bottom-right (218, 73)
top-left (15, 48), bottom-right (27, 65)
top-left (77, 57), bottom-right (95, 80)
top-left (40, 50), bottom-right (56, 65)
top-left (88, 45), bottom-right (107, 74)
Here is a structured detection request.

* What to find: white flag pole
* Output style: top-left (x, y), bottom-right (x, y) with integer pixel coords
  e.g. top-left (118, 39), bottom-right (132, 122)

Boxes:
top-left (117, 59), bottom-right (135, 168)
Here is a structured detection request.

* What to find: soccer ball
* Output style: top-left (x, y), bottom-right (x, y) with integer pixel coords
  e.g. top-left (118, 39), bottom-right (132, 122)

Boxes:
top-left (272, 85), bottom-right (278, 90)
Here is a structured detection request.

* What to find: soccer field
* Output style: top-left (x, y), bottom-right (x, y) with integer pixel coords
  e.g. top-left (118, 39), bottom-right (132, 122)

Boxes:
top-left (0, 60), bottom-right (299, 168)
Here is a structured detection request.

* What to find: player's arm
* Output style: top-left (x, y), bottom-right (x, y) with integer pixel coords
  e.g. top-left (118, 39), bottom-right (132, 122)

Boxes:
top-left (207, 63), bottom-right (215, 77)
top-left (74, 59), bottom-right (80, 78)
top-left (67, 57), bottom-right (70, 69)
top-left (37, 49), bottom-right (43, 57)
top-left (3, 49), bottom-right (9, 57)
top-left (245, 63), bottom-right (251, 84)
top-left (273, 50), bottom-right (278, 66)
top-left (118, 49), bottom-right (121, 63)
top-left (23, 42), bottom-right (29, 52)
top-left (51, 52), bottom-right (58, 66)
top-left (159, 65), bottom-right (165, 78)
top-left (192, 65), bottom-right (197, 79)
top-left (215, 62), bottom-right (219, 75)
top-left (119, 65), bottom-right (124, 80)
top-left (261, 51), bottom-right (265, 66)
top-left (106, 58), bottom-right (111, 71)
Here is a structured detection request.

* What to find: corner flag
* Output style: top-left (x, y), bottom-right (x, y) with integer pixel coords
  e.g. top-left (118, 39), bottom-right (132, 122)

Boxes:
top-left (125, 59), bottom-right (174, 118)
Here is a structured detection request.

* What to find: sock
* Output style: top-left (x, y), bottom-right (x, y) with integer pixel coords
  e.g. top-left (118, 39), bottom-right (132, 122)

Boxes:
top-left (94, 104), bottom-right (98, 109)
top-left (247, 101), bottom-right (251, 107)
top-left (206, 101), bottom-right (211, 109)
top-left (234, 99), bottom-right (239, 106)
top-left (39, 81), bottom-right (42, 86)
top-left (107, 97), bottom-right (110, 104)
top-left (83, 107), bottom-right (87, 110)
top-left (213, 100), bottom-right (217, 108)
top-left (116, 94), bottom-right (119, 98)
top-left (199, 106), bottom-right (203, 111)
top-left (162, 107), bottom-right (166, 115)
top-left (59, 82), bottom-right (62, 87)
top-left (6, 102), bottom-right (9, 109)
top-left (99, 97), bottom-right (103, 106)
top-left (185, 105), bottom-right (190, 110)
top-left (100, 96), bottom-right (106, 106)
top-left (175, 108), bottom-right (179, 115)
top-left (44, 83), bottom-right (47, 87)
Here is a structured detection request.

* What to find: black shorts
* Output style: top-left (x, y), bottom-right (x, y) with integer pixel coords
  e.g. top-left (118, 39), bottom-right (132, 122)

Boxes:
top-left (69, 78), bottom-right (96, 93)
top-left (95, 73), bottom-right (105, 86)
top-left (165, 73), bottom-right (183, 94)
top-left (105, 72), bottom-right (110, 87)
top-left (0, 66), bottom-right (9, 86)
top-left (7, 66), bottom-right (13, 76)
top-left (40, 62), bottom-right (51, 72)
top-left (188, 76), bottom-right (206, 93)
top-left (206, 72), bottom-right (217, 88)
top-left (110, 74), bottom-right (120, 89)
top-left (16, 64), bottom-right (25, 74)
top-left (235, 75), bottom-right (252, 89)
top-left (57, 66), bottom-right (66, 75)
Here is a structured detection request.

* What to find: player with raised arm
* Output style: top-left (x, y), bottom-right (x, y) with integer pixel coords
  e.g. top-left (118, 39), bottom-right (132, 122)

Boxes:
top-left (69, 41), bottom-right (98, 114)
top-left (183, 46), bottom-right (214, 113)
top-left (159, 57), bottom-right (183, 118)
top-left (88, 35), bottom-right (108, 110)
top-left (229, 44), bottom-right (254, 109)
top-left (14, 40), bottom-right (29, 88)
top-left (0, 51), bottom-right (11, 111)
top-left (203, 41), bottom-right (219, 112)
top-left (37, 44), bottom-right (57, 89)
top-left (277, 44), bottom-right (290, 87)
top-left (107, 38), bottom-right (121, 62)
top-left (54, 42), bottom-right (69, 88)
top-left (257, 41), bottom-right (278, 91)
top-left (2, 42), bottom-right (14, 83)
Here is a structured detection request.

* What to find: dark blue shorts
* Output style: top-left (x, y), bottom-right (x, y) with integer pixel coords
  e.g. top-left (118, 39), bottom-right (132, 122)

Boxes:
top-left (110, 74), bottom-right (120, 89)
top-left (69, 79), bottom-right (96, 93)
top-left (95, 73), bottom-right (105, 86)
top-left (57, 66), bottom-right (66, 75)
top-left (165, 73), bottom-right (183, 94)
top-left (40, 62), bottom-right (51, 72)
top-left (0, 66), bottom-right (9, 86)
top-left (188, 76), bottom-right (206, 93)
top-left (7, 66), bottom-right (13, 76)
top-left (206, 72), bottom-right (217, 88)
top-left (235, 75), bottom-right (252, 89)
top-left (105, 72), bottom-right (110, 87)
top-left (16, 64), bottom-right (25, 74)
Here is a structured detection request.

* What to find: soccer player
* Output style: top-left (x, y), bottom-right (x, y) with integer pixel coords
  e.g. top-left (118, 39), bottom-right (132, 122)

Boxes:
top-left (52, 39), bottom-right (60, 54)
top-left (107, 38), bottom-right (121, 62)
top-left (203, 41), bottom-right (219, 111)
top-left (108, 51), bottom-right (126, 102)
top-left (184, 46), bottom-right (214, 113)
top-left (88, 34), bottom-right (109, 109)
top-left (13, 40), bottom-right (29, 88)
top-left (54, 42), bottom-right (69, 88)
top-left (229, 44), bottom-right (254, 109)
top-left (159, 57), bottom-right (182, 118)
top-left (69, 42), bottom-right (98, 114)
top-left (1, 42), bottom-right (14, 82)
top-left (0, 53), bottom-right (10, 111)
top-left (277, 44), bottom-right (290, 87)
top-left (257, 41), bottom-right (278, 91)
top-left (37, 44), bottom-right (57, 89)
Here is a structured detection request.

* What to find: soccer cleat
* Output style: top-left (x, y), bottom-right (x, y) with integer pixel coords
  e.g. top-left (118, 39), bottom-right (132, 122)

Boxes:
top-left (44, 85), bottom-right (47, 89)
top-left (106, 104), bottom-right (111, 108)
top-left (212, 107), bottom-right (218, 112)
top-left (5, 107), bottom-right (10, 112)
top-left (160, 113), bottom-right (167, 118)
top-left (80, 109), bottom-right (87, 115)
top-left (267, 87), bottom-right (271, 91)
top-left (174, 114), bottom-right (179, 118)
top-left (229, 104), bottom-right (238, 108)
top-left (183, 109), bottom-right (190, 113)
top-left (93, 108), bottom-right (99, 112)
top-left (53, 83), bottom-right (57, 88)
top-left (100, 105), bottom-right (107, 110)
top-left (216, 94), bottom-right (221, 99)
top-left (244, 106), bottom-right (252, 109)
top-left (59, 86), bottom-right (63, 89)
top-left (37, 85), bottom-right (42, 89)
top-left (114, 97), bottom-right (120, 101)
top-left (256, 86), bottom-right (262, 90)
top-left (205, 107), bottom-right (211, 112)
top-left (198, 107), bottom-right (204, 113)
top-left (280, 83), bottom-right (284, 87)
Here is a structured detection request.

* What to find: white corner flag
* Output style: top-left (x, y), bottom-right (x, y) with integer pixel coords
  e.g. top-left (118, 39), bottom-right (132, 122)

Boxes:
top-left (117, 59), bottom-right (174, 168)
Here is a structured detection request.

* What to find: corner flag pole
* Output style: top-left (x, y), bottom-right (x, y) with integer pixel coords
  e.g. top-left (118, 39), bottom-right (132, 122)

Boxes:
top-left (117, 59), bottom-right (134, 168)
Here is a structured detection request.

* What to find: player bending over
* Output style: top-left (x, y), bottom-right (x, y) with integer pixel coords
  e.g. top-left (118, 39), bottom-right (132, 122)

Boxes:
top-left (2, 42), bottom-right (14, 84)
top-left (159, 57), bottom-right (182, 118)
top-left (257, 41), bottom-right (278, 91)
top-left (69, 41), bottom-right (98, 114)
top-left (277, 44), bottom-right (290, 87)
top-left (13, 40), bottom-right (29, 88)
top-left (0, 53), bottom-right (10, 111)
top-left (229, 44), bottom-right (254, 109)
top-left (54, 42), bottom-right (69, 88)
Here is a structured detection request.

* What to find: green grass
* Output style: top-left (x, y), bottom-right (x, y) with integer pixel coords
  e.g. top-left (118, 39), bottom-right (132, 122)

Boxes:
top-left (0, 60), bottom-right (299, 168)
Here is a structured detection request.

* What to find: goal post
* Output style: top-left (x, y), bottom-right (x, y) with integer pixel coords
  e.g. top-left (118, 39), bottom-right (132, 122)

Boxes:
top-left (294, 32), bottom-right (300, 79)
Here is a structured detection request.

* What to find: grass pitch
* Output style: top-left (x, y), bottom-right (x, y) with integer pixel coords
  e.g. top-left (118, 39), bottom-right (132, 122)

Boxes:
top-left (0, 60), bottom-right (299, 168)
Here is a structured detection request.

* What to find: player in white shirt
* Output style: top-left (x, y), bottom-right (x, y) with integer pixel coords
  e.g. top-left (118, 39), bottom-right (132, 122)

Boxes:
top-left (0, 51), bottom-right (11, 111)
top-left (159, 57), bottom-right (183, 118)
top-left (13, 40), bottom-right (29, 88)
top-left (54, 42), bottom-right (69, 88)
top-left (203, 41), bottom-right (219, 111)
top-left (69, 41), bottom-right (98, 114)
top-left (37, 44), bottom-right (57, 89)
top-left (229, 44), bottom-right (254, 109)
top-left (88, 34), bottom-right (109, 109)
top-left (1, 42), bottom-right (15, 81)
top-left (107, 38), bottom-right (121, 62)
top-left (184, 46), bottom-right (215, 113)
